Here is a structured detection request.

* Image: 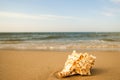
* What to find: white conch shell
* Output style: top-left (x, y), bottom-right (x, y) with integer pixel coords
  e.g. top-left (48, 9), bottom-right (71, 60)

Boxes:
top-left (58, 50), bottom-right (96, 78)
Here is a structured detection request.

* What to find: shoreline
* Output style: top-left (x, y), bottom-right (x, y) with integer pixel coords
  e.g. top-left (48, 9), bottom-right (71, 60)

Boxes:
top-left (0, 50), bottom-right (120, 80)
top-left (3, 47), bottom-right (119, 51)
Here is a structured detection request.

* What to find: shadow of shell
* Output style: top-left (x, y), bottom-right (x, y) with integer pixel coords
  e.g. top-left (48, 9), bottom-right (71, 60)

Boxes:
top-left (47, 68), bottom-right (106, 80)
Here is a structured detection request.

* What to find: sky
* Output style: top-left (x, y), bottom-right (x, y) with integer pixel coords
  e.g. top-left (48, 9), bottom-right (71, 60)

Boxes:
top-left (0, 0), bottom-right (120, 32)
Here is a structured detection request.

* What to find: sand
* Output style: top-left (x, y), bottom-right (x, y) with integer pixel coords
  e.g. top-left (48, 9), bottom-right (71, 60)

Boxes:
top-left (0, 50), bottom-right (120, 80)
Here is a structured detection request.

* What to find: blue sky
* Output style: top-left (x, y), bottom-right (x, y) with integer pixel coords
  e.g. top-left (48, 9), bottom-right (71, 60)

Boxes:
top-left (0, 0), bottom-right (120, 32)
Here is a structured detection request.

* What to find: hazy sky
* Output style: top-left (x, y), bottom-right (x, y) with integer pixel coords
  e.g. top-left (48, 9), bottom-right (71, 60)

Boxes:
top-left (0, 0), bottom-right (120, 32)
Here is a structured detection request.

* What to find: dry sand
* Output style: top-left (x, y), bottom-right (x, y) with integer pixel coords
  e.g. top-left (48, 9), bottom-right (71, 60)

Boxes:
top-left (0, 50), bottom-right (120, 80)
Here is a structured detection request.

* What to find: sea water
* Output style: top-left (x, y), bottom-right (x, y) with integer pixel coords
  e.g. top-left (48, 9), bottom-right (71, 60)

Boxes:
top-left (0, 32), bottom-right (120, 51)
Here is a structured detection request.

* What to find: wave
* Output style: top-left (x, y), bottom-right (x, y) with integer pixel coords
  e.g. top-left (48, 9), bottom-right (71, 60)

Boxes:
top-left (0, 40), bottom-right (119, 51)
top-left (33, 35), bottom-right (66, 40)
top-left (0, 32), bottom-right (120, 41)
top-left (0, 40), bottom-right (23, 44)
top-left (101, 39), bottom-right (120, 42)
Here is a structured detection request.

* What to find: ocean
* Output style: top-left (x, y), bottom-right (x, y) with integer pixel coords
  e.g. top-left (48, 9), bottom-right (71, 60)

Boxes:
top-left (0, 32), bottom-right (120, 51)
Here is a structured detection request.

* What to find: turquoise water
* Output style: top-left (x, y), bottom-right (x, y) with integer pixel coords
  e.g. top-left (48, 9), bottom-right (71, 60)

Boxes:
top-left (0, 32), bottom-right (120, 51)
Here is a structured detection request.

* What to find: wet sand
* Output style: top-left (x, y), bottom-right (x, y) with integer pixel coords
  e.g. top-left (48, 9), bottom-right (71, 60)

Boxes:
top-left (0, 50), bottom-right (120, 80)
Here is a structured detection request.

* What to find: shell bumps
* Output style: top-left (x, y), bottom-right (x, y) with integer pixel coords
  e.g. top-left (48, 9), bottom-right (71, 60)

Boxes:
top-left (58, 50), bottom-right (96, 78)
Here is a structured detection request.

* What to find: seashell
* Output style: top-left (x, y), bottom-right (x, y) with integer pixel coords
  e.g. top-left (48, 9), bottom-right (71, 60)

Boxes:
top-left (58, 50), bottom-right (96, 78)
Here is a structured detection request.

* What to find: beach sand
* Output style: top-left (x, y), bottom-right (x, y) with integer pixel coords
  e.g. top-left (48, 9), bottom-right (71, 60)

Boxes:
top-left (0, 50), bottom-right (120, 80)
